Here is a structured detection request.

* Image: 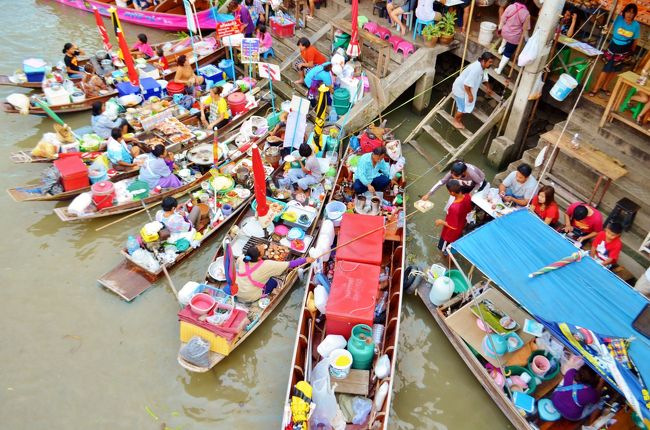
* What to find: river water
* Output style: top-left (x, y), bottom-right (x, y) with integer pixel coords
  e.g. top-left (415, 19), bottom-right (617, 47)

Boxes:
top-left (0, 2), bottom-right (511, 428)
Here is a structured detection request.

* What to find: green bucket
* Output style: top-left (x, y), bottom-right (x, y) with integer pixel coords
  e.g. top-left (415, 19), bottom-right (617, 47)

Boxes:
top-left (127, 180), bottom-right (150, 201)
top-left (333, 88), bottom-right (351, 115)
top-left (333, 33), bottom-right (351, 51)
top-left (527, 350), bottom-right (560, 381)
top-left (504, 365), bottom-right (537, 395)
top-left (445, 269), bottom-right (470, 293)
top-left (267, 111), bottom-right (281, 129)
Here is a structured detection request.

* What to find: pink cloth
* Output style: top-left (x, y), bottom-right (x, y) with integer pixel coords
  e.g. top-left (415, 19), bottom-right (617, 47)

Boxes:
top-left (178, 305), bottom-right (248, 341)
top-left (132, 41), bottom-right (155, 58)
top-left (258, 31), bottom-right (273, 50)
top-left (499, 2), bottom-right (530, 45)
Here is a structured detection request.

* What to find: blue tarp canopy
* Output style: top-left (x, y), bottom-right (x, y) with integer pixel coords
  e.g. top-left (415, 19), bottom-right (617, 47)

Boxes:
top-left (452, 210), bottom-right (650, 419)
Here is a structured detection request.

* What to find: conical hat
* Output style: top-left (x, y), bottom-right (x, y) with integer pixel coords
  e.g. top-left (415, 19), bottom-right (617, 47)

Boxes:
top-left (54, 123), bottom-right (75, 143)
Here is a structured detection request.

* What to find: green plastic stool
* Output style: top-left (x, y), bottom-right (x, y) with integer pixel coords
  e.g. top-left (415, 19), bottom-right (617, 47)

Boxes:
top-left (569, 57), bottom-right (589, 82)
top-left (552, 48), bottom-right (571, 73)
top-left (357, 15), bottom-right (369, 28)
top-left (618, 88), bottom-right (646, 119)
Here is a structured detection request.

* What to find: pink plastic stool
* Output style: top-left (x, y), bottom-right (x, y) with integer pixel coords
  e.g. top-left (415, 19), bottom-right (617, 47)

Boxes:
top-left (374, 25), bottom-right (391, 40)
top-left (388, 34), bottom-right (404, 51)
top-left (396, 40), bottom-right (415, 57)
top-left (363, 22), bottom-right (379, 34)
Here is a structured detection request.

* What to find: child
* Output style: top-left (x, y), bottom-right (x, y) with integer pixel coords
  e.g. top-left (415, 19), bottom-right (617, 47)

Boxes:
top-left (257, 24), bottom-right (273, 55)
top-left (435, 180), bottom-right (472, 254)
top-left (131, 33), bottom-right (154, 59)
top-left (590, 222), bottom-right (623, 268)
top-left (279, 143), bottom-right (323, 190)
top-left (155, 47), bottom-right (169, 72)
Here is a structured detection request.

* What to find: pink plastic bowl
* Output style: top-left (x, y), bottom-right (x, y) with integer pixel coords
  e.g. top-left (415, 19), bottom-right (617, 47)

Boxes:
top-left (190, 293), bottom-right (216, 315)
top-left (532, 355), bottom-right (551, 376)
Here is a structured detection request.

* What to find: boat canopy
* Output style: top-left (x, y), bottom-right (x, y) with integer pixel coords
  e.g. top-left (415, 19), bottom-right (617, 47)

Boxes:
top-left (452, 210), bottom-right (650, 420)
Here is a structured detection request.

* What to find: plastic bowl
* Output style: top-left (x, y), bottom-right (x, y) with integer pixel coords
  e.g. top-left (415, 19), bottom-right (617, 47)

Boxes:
top-left (445, 269), bottom-right (470, 293)
top-left (190, 293), bottom-right (215, 315)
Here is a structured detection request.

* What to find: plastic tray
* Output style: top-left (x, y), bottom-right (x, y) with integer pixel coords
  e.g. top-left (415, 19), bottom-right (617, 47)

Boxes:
top-left (252, 196), bottom-right (287, 221)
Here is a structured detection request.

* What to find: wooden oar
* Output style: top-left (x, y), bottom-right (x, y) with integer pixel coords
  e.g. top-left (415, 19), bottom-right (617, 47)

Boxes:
top-left (94, 200), bottom-right (163, 231)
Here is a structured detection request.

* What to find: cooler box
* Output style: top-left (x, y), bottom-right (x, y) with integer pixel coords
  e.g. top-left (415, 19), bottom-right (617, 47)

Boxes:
top-left (23, 64), bottom-right (46, 83)
top-left (53, 156), bottom-right (89, 192)
top-left (326, 260), bottom-right (381, 338)
top-left (116, 81), bottom-right (140, 97)
top-left (140, 77), bottom-right (161, 100)
top-left (270, 17), bottom-right (295, 38)
top-left (336, 213), bottom-right (385, 265)
top-left (199, 65), bottom-right (225, 88)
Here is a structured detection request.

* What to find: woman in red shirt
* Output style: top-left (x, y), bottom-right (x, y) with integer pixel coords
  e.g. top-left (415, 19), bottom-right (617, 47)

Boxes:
top-left (530, 185), bottom-right (559, 226)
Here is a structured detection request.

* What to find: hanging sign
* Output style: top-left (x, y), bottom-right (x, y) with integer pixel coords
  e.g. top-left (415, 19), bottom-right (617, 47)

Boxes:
top-left (240, 38), bottom-right (260, 63)
top-left (258, 62), bottom-right (281, 81)
top-left (216, 20), bottom-right (241, 38)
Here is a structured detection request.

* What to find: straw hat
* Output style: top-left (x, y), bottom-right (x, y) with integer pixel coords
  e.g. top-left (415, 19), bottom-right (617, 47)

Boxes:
top-left (54, 123), bottom-right (75, 143)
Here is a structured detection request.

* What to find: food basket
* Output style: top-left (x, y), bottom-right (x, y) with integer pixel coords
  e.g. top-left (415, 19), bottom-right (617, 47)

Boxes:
top-left (252, 196), bottom-right (287, 221)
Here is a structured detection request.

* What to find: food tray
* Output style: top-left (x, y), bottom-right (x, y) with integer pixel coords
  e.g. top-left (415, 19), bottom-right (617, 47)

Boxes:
top-left (288, 234), bottom-right (313, 256)
top-left (264, 242), bottom-right (291, 261)
top-left (242, 236), bottom-right (269, 256)
top-left (252, 196), bottom-right (287, 222)
top-left (281, 204), bottom-right (317, 229)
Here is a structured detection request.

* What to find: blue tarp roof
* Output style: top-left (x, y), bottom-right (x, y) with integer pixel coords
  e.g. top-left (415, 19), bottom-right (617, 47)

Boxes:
top-left (452, 210), bottom-right (650, 419)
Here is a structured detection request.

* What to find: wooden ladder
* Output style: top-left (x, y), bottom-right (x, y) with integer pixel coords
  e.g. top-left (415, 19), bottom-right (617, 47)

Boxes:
top-left (404, 73), bottom-right (512, 171)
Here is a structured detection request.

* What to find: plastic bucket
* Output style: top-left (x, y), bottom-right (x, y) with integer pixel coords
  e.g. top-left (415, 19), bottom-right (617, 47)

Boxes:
top-left (426, 263), bottom-right (447, 283)
top-left (329, 348), bottom-right (353, 379)
top-left (89, 169), bottom-right (107, 184)
top-left (166, 81), bottom-right (185, 96)
top-left (445, 269), bottom-right (470, 293)
top-left (333, 88), bottom-right (351, 115)
top-left (325, 201), bottom-right (346, 227)
top-left (218, 59), bottom-right (235, 81)
top-left (227, 92), bottom-right (247, 116)
top-left (91, 180), bottom-right (115, 210)
top-left (550, 74), bottom-right (578, 101)
top-left (478, 22), bottom-right (497, 46)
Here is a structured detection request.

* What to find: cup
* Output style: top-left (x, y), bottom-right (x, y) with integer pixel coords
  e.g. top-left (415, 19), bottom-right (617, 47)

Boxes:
top-left (222, 204), bottom-right (233, 217)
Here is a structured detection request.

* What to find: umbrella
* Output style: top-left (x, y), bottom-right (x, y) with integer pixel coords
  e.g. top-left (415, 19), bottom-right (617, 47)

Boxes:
top-left (117, 28), bottom-right (140, 86)
top-left (34, 99), bottom-right (65, 126)
top-left (224, 241), bottom-right (238, 295)
top-left (528, 251), bottom-right (586, 278)
top-left (346, 0), bottom-right (360, 58)
top-left (252, 146), bottom-right (269, 217)
top-left (312, 83), bottom-right (330, 153)
top-left (93, 6), bottom-right (113, 52)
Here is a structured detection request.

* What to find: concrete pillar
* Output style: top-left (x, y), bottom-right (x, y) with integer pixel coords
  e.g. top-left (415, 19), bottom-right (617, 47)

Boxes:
top-left (412, 60), bottom-right (437, 115)
top-left (503, 0), bottom-right (565, 148)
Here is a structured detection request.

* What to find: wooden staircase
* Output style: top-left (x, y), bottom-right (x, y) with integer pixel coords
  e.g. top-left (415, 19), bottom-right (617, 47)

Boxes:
top-left (404, 69), bottom-right (513, 170)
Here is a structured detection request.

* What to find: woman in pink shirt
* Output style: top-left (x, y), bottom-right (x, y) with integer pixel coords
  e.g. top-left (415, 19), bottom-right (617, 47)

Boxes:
top-left (131, 33), bottom-right (155, 59)
top-left (257, 24), bottom-right (273, 54)
top-left (496, 0), bottom-right (530, 74)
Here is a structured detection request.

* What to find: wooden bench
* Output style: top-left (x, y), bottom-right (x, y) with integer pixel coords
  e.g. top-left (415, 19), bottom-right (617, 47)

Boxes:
top-left (330, 18), bottom-right (391, 78)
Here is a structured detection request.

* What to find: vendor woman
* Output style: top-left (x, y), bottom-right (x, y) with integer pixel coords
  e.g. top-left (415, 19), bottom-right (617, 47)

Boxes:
top-left (138, 144), bottom-right (182, 190)
top-left (588, 3), bottom-right (640, 97)
top-left (233, 244), bottom-right (314, 302)
top-left (156, 196), bottom-right (200, 234)
top-left (62, 42), bottom-right (85, 78)
top-left (200, 86), bottom-right (230, 130)
top-left (552, 365), bottom-right (603, 421)
top-left (107, 127), bottom-right (140, 170)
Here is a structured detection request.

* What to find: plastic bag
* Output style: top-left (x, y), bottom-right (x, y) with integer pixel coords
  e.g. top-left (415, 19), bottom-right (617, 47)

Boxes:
top-left (317, 335), bottom-right (347, 358)
top-left (32, 137), bottom-right (59, 159)
top-left (374, 354), bottom-right (391, 379)
top-left (351, 397), bottom-right (372, 425)
top-left (517, 29), bottom-right (540, 67)
top-left (130, 249), bottom-right (161, 272)
top-left (179, 336), bottom-right (210, 368)
top-left (68, 192), bottom-right (92, 215)
top-left (41, 165), bottom-right (63, 195)
top-left (529, 75), bottom-right (544, 100)
top-left (314, 284), bottom-right (328, 314)
top-left (310, 358), bottom-right (338, 427)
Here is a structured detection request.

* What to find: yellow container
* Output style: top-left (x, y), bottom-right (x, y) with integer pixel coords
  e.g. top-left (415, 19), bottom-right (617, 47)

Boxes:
top-left (140, 226), bottom-right (159, 243)
top-left (179, 321), bottom-right (234, 356)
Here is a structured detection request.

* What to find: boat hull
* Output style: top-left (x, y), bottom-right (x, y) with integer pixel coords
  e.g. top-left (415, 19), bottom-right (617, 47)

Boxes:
top-left (44, 0), bottom-right (226, 31)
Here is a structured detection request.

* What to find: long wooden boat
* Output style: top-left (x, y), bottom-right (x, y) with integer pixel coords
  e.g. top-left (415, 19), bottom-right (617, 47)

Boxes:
top-left (176, 130), bottom-right (342, 372)
top-left (282, 146), bottom-right (406, 430)
top-left (96, 130), bottom-right (271, 301)
top-left (44, 0), bottom-right (230, 31)
top-left (0, 72), bottom-right (81, 90)
top-left (416, 210), bottom-right (650, 429)
top-left (1, 45), bottom-right (226, 116)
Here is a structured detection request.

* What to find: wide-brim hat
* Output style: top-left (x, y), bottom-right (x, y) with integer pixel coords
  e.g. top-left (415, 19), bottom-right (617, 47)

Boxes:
top-left (54, 123), bottom-right (76, 143)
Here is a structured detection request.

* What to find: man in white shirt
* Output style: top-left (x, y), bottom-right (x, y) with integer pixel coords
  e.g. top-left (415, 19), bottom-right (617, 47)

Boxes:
top-left (498, 163), bottom-right (537, 206)
top-left (451, 52), bottom-right (495, 129)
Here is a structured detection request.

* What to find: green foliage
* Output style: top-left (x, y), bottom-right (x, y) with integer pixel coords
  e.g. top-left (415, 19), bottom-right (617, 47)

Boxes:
top-left (173, 31), bottom-right (190, 39)
top-left (439, 11), bottom-right (457, 36)
top-left (422, 23), bottom-right (442, 39)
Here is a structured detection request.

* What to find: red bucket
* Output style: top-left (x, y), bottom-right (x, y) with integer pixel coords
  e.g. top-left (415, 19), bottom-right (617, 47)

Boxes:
top-left (166, 81), bottom-right (186, 96)
top-left (227, 92), bottom-right (247, 116)
top-left (91, 180), bottom-right (115, 210)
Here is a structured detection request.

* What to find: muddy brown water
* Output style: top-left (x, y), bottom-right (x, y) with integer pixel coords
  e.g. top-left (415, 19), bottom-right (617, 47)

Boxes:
top-left (0, 1), bottom-right (511, 428)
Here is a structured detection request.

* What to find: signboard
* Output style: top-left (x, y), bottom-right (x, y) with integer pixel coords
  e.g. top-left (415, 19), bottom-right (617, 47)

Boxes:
top-left (240, 38), bottom-right (260, 63)
top-left (258, 62), bottom-right (281, 81)
top-left (216, 20), bottom-right (240, 38)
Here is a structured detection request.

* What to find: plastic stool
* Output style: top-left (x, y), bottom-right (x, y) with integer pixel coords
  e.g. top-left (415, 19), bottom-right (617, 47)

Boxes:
top-left (358, 15), bottom-right (369, 28)
top-left (552, 48), bottom-right (571, 73)
top-left (388, 34), bottom-right (404, 51)
top-left (619, 88), bottom-right (646, 119)
top-left (262, 47), bottom-right (275, 59)
top-left (363, 21), bottom-right (379, 34)
top-left (604, 198), bottom-right (640, 232)
top-left (569, 57), bottom-right (589, 83)
top-left (374, 25), bottom-right (392, 40)
top-left (413, 18), bottom-right (434, 40)
top-left (373, 1), bottom-right (387, 18)
top-left (396, 40), bottom-right (415, 57)
top-left (398, 10), bottom-right (414, 32)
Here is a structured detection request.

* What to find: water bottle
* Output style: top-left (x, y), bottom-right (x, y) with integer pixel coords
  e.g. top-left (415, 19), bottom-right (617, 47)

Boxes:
top-left (570, 133), bottom-right (580, 150)
top-left (126, 235), bottom-right (140, 255)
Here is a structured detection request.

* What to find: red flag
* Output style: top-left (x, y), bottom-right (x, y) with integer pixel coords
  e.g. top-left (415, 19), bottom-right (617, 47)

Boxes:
top-left (93, 6), bottom-right (112, 53)
top-left (213, 128), bottom-right (219, 167)
top-left (347, 0), bottom-right (360, 57)
top-left (116, 28), bottom-right (139, 86)
top-left (252, 146), bottom-right (269, 217)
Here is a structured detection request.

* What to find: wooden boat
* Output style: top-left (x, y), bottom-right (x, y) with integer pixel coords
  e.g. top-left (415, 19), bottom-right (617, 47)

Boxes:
top-left (96, 129), bottom-right (271, 302)
top-left (0, 72), bottom-right (81, 90)
top-left (176, 128), bottom-right (342, 372)
top-left (281, 147), bottom-right (406, 430)
top-left (415, 210), bottom-right (650, 429)
top-left (44, 0), bottom-right (230, 31)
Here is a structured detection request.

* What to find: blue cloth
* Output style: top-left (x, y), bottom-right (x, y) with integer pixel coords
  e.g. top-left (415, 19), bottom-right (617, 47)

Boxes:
top-left (354, 152), bottom-right (390, 186)
top-left (452, 210), bottom-right (650, 420)
top-left (304, 62), bottom-right (333, 88)
top-left (353, 175), bottom-right (390, 194)
top-left (138, 154), bottom-right (174, 189)
top-left (106, 137), bottom-right (133, 165)
top-left (92, 114), bottom-right (123, 139)
top-left (611, 15), bottom-right (640, 46)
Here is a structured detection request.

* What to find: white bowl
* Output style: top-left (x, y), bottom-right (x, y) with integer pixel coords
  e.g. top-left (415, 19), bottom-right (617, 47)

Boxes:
top-left (208, 256), bottom-right (227, 281)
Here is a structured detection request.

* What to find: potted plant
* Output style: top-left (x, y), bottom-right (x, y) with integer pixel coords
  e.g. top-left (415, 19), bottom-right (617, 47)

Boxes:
top-left (421, 23), bottom-right (441, 47)
top-left (438, 11), bottom-right (457, 44)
